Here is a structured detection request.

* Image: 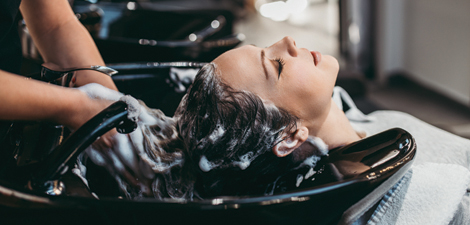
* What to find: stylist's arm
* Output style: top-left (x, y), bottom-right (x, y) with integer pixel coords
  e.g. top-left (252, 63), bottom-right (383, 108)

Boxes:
top-left (0, 70), bottom-right (111, 131)
top-left (19, 0), bottom-right (118, 149)
top-left (20, 0), bottom-right (117, 90)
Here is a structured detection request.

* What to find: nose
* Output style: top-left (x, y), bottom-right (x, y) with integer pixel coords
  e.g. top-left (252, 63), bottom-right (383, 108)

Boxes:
top-left (269, 36), bottom-right (298, 57)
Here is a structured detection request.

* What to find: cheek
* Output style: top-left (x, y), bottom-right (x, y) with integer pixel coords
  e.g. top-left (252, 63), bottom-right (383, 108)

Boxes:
top-left (274, 61), bottom-right (337, 119)
top-left (296, 72), bottom-right (333, 116)
top-left (278, 79), bottom-right (325, 118)
top-left (282, 66), bottom-right (325, 100)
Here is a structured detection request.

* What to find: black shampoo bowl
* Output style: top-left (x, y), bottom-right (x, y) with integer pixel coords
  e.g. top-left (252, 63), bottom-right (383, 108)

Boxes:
top-left (73, 1), bottom-right (244, 63)
top-left (0, 98), bottom-right (416, 224)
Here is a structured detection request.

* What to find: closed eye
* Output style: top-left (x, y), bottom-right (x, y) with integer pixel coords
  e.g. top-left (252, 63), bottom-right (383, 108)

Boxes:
top-left (274, 58), bottom-right (285, 79)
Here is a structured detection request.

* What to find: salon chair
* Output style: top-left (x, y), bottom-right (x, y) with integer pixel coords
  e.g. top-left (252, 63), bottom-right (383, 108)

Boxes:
top-left (0, 63), bottom-right (416, 225)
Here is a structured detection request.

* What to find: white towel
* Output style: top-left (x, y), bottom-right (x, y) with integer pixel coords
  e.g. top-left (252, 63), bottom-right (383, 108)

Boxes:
top-left (332, 86), bottom-right (376, 122)
top-left (367, 163), bottom-right (470, 225)
top-left (336, 87), bottom-right (470, 225)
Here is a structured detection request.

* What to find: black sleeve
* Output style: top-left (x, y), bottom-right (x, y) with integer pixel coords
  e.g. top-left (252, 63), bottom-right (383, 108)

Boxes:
top-left (0, 0), bottom-right (23, 74)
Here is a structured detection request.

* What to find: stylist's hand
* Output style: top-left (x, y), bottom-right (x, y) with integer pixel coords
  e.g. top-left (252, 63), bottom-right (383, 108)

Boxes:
top-left (66, 84), bottom-right (156, 194)
top-left (58, 89), bottom-right (118, 150)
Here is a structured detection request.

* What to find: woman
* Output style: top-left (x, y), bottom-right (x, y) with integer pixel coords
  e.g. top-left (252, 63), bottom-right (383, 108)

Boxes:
top-left (172, 36), bottom-right (362, 197)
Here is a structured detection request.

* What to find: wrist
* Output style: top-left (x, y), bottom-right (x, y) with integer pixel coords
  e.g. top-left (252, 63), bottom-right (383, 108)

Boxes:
top-left (69, 70), bottom-right (118, 91)
top-left (55, 90), bottom-right (102, 130)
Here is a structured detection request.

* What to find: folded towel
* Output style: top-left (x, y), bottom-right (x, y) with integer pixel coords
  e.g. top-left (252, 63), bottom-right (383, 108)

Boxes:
top-left (367, 163), bottom-right (470, 225)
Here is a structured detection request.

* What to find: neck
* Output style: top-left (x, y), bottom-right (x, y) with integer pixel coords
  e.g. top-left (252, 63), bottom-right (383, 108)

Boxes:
top-left (309, 100), bottom-right (361, 149)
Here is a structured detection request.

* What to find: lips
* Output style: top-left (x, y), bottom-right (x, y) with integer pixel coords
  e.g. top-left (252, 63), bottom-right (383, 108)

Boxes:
top-left (310, 51), bottom-right (322, 66)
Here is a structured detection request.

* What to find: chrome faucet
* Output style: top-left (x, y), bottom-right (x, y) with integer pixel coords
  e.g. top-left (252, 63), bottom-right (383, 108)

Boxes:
top-left (33, 62), bottom-right (118, 85)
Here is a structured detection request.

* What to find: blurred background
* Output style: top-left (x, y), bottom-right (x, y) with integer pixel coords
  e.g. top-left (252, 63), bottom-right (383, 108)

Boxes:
top-left (21, 0), bottom-right (470, 138)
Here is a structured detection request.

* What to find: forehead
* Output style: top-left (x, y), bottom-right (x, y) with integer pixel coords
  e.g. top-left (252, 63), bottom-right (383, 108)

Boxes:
top-left (212, 45), bottom-right (265, 91)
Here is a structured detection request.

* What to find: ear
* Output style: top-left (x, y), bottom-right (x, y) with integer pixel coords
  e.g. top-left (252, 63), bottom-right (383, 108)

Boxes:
top-left (272, 126), bottom-right (309, 157)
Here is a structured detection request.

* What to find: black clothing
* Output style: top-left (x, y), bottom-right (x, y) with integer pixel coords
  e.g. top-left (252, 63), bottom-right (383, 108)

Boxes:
top-left (0, 0), bottom-right (23, 74)
top-left (0, 0), bottom-right (22, 147)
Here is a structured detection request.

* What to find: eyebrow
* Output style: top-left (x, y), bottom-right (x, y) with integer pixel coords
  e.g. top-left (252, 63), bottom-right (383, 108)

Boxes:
top-left (261, 49), bottom-right (269, 79)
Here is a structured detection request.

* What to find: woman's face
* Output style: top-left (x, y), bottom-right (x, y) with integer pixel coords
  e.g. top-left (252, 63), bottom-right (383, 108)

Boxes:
top-left (213, 36), bottom-right (339, 133)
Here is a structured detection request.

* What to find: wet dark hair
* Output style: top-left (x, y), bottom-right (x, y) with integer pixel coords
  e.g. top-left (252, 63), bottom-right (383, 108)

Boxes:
top-left (175, 63), bottom-right (301, 197)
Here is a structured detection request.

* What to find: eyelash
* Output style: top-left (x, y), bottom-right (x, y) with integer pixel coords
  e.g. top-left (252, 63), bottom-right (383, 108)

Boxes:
top-left (275, 58), bottom-right (285, 78)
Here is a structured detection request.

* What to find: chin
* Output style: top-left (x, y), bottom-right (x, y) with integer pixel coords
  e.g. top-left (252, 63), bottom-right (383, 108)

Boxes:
top-left (324, 55), bottom-right (339, 72)
top-left (323, 56), bottom-right (339, 83)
